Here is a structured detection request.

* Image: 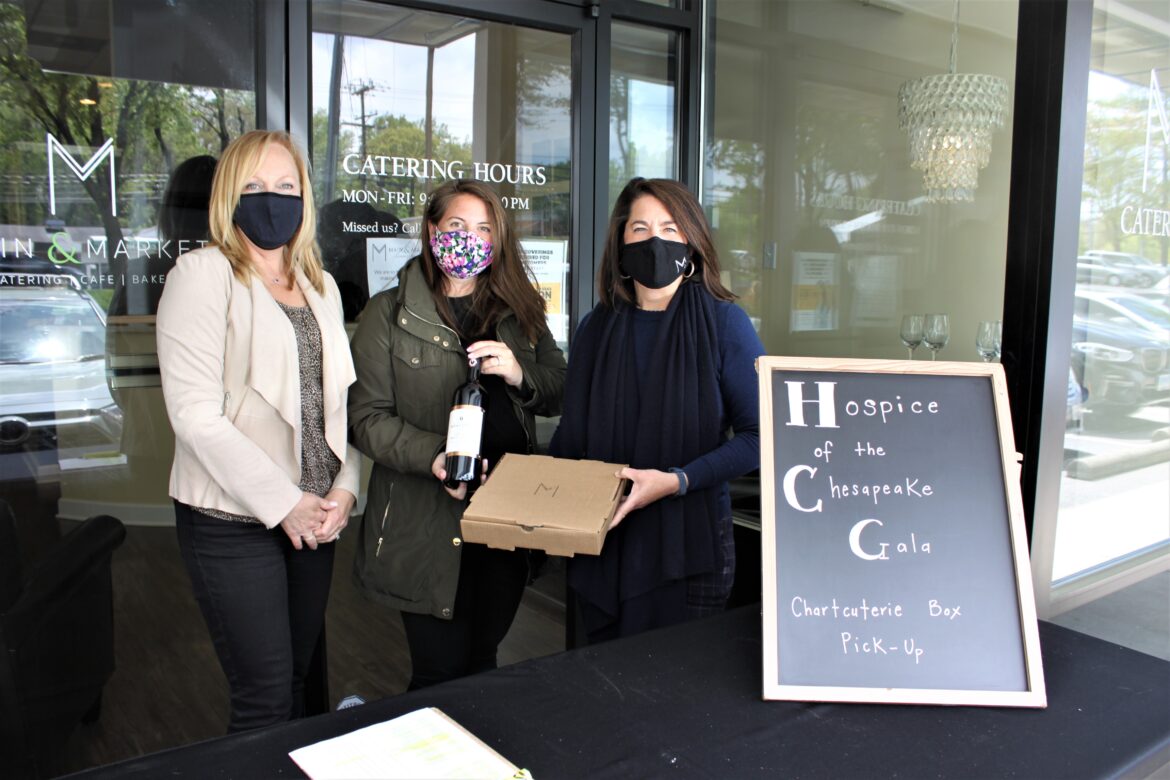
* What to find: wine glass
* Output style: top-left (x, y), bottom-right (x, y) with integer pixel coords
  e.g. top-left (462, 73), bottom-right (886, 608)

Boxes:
top-left (976, 321), bottom-right (999, 362)
top-left (993, 320), bottom-right (1003, 361)
top-left (899, 314), bottom-right (925, 360)
top-left (923, 314), bottom-right (949, 360)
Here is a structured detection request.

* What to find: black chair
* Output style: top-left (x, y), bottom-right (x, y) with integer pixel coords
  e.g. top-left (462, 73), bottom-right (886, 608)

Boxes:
top-left (0, 500), bottom-right (126, 779)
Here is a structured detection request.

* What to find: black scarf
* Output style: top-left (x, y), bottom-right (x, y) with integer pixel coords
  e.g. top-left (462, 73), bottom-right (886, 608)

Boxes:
top-left (553, 281), bottom-right (723, 621)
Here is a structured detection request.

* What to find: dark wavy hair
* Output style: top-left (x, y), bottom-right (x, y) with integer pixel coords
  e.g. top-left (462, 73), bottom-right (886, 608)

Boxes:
top-left (419, 178), bottom-right (547, 344)
top-left (597, 177), bottom-right (735, 307)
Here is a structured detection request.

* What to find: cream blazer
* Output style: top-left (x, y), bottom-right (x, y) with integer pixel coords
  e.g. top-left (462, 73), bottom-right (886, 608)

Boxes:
top-left (156, 246), bottom-right (360, 528)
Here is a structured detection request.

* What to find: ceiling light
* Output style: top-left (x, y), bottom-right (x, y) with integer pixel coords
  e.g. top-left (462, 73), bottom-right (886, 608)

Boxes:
top-left (897, 0), bottom-right (1010, 203)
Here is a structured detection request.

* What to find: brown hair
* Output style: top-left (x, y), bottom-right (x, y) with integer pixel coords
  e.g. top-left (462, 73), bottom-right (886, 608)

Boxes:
top-left (207, 130), bottom-right (325, 294)
top-left (420, 179), bottom-right (547, 344)
top-left (597, 177), bottom-right (734, 308)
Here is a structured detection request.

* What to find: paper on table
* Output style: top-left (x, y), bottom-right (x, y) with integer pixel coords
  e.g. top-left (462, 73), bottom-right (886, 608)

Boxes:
top-left (288, 707), bottom-right (529, 780)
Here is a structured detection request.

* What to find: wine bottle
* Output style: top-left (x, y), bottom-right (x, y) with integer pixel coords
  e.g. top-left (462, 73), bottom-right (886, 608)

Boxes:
top-left (443, 358), bottom-right (487, 489)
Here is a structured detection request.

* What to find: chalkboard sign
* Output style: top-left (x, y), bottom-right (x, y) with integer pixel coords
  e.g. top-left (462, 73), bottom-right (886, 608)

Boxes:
top-left (759, 357), bottom-right (1046, 707)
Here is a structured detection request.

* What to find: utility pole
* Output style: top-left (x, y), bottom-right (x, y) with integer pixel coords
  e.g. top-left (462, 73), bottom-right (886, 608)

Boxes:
top-left (342, 80), bottom-right (376, 187)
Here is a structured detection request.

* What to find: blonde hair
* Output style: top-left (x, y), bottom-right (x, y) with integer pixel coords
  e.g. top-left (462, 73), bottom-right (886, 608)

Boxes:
top-left (207, 130), bottom-right (325, 293)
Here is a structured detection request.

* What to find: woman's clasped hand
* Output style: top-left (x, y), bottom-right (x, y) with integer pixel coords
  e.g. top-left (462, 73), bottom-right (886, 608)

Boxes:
top-left (280, 490), bottom-right (355, 549)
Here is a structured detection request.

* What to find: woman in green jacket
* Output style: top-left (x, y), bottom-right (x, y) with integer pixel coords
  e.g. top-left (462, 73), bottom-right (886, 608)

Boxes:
top-left (348, 179), bottom-right (566, 689)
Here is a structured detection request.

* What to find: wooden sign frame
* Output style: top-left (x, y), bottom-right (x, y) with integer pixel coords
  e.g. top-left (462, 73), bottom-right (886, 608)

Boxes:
top-left (759, 357), bottom-right (1046, 707)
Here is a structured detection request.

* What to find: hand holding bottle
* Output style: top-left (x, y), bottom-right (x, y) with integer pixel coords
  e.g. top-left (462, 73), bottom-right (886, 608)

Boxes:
top-left (467, 340), bottom-right (524, 387)
top-left (444, 357), bottom-right (487, 489)
top-left (432, 452), bottom-right (489, 500)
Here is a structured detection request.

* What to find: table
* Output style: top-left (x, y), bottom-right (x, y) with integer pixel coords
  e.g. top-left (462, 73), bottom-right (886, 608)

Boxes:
top-left (72, 606), bottom-right (1170, 779)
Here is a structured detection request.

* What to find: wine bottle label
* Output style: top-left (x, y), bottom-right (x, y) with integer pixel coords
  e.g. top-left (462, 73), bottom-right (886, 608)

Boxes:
top-left (446, 405), bottom-right (484, 457)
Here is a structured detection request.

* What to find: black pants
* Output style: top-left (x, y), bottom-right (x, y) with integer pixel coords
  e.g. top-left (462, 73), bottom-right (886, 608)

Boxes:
top-left (400, 543), bottom-right (528, 690)
top-left (175, 501), bottom-right (334, 732)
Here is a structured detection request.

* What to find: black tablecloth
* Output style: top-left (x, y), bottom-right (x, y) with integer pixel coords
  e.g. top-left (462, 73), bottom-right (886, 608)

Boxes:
top-left (73, 606), bottom-right (1170, 779)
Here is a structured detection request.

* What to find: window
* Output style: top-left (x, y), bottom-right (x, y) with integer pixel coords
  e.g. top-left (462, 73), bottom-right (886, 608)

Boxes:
top-left (609, 22), bottom-right (679, 210)
top-left (1050, 3), bottom-right (1168, 588)
top-left (310, 1), bottom-right (574, 347)
top-left (0, 0), bottom-right (256, 524)
top-left (704, 0), bottom-right (1018, 361)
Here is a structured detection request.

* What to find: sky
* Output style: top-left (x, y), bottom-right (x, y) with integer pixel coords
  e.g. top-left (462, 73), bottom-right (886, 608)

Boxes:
top-left (311, 31), bottom-right (477, 146)
top-left (310, 26), bottom-right (672, 175)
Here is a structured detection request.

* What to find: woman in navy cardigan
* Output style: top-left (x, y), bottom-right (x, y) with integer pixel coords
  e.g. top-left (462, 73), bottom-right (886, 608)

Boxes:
top-left (550, 178), bottom-right (764, 642)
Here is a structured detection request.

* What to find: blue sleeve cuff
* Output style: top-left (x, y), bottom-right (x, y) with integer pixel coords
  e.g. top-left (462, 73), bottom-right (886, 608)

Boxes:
top-left (668, 467), bottom-right (689, 496)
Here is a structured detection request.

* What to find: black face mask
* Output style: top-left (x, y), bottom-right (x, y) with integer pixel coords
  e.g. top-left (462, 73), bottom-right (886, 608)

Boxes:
top-left (233, 192), bottom-right (303, 250)
top-left (619, 236), bottom-right (691, 289)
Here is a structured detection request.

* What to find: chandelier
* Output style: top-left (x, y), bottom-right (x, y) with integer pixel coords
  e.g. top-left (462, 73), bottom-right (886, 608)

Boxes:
top-left (897, 0), bottom-right (1010, 203)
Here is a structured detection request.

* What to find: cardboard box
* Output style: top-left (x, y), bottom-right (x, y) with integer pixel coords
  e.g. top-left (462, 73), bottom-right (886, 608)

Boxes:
top-left (460, 453), bottom-right (627, 557)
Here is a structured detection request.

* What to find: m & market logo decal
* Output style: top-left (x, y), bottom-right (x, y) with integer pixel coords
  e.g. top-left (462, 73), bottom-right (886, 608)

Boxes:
top-left (46, 133), bottom-right (117, 216)
top-left (47, 231), bottom-right (81, 265)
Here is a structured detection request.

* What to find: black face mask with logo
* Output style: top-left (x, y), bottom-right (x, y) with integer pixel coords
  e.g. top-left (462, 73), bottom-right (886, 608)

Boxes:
top-left (619, 236), bottom-right (691, 289)
top-left (233, 192), bottom-right (303, 250)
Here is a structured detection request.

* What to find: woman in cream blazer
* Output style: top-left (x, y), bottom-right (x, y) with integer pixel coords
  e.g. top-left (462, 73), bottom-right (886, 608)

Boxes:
top-left (157, 131), bottom-right (358, 732)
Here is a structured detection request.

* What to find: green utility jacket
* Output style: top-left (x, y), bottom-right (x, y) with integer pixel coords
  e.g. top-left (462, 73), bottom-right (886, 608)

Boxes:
top-left (348, 257), bottom-right (566, 619)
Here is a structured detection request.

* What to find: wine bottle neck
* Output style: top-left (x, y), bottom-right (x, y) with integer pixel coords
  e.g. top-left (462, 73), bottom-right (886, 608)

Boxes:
top-left (467, 358), bottom-right (481, 381)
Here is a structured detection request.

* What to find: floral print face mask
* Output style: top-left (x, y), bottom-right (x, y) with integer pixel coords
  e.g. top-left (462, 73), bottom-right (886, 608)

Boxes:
top-left (429, 230), bottom-right (494, 279)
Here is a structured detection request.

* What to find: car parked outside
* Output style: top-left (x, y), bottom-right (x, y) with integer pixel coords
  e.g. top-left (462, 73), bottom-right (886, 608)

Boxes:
top-left (1075, 256), bottom-right (1147, 287)
top-left (1134, 273), bottom-right (1169, 306)
top-left (0, 274), bottom-right (122, 478)
top-left (1071, 289), bottom-right (1170, 410)
top-left (1082, 250), bottom-right (1169, 288)
top-left (1077, 288), bottom-right (1170, 338)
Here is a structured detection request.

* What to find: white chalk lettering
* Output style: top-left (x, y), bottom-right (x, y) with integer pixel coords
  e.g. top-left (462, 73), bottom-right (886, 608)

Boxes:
top-left (828, 476), bottom-right (933, 505)
top-left (784, 381), bottom-right (839, 428)
top-left (782, 464), bottom-right (823, 513)
top-left (928, 599), bottom-right (962, 620)
top-left (849, 520), bottom-right (931, 561)
top-left (842, 395), bottom-right (940, 423)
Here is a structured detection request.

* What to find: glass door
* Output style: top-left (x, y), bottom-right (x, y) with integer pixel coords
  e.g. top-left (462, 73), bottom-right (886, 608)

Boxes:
top-left (608, 21), bottom-right (681, 210)
top-left (309, 1), bottom-right (578, 349)
top-left (308, 0), bottom-right (696, 347)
